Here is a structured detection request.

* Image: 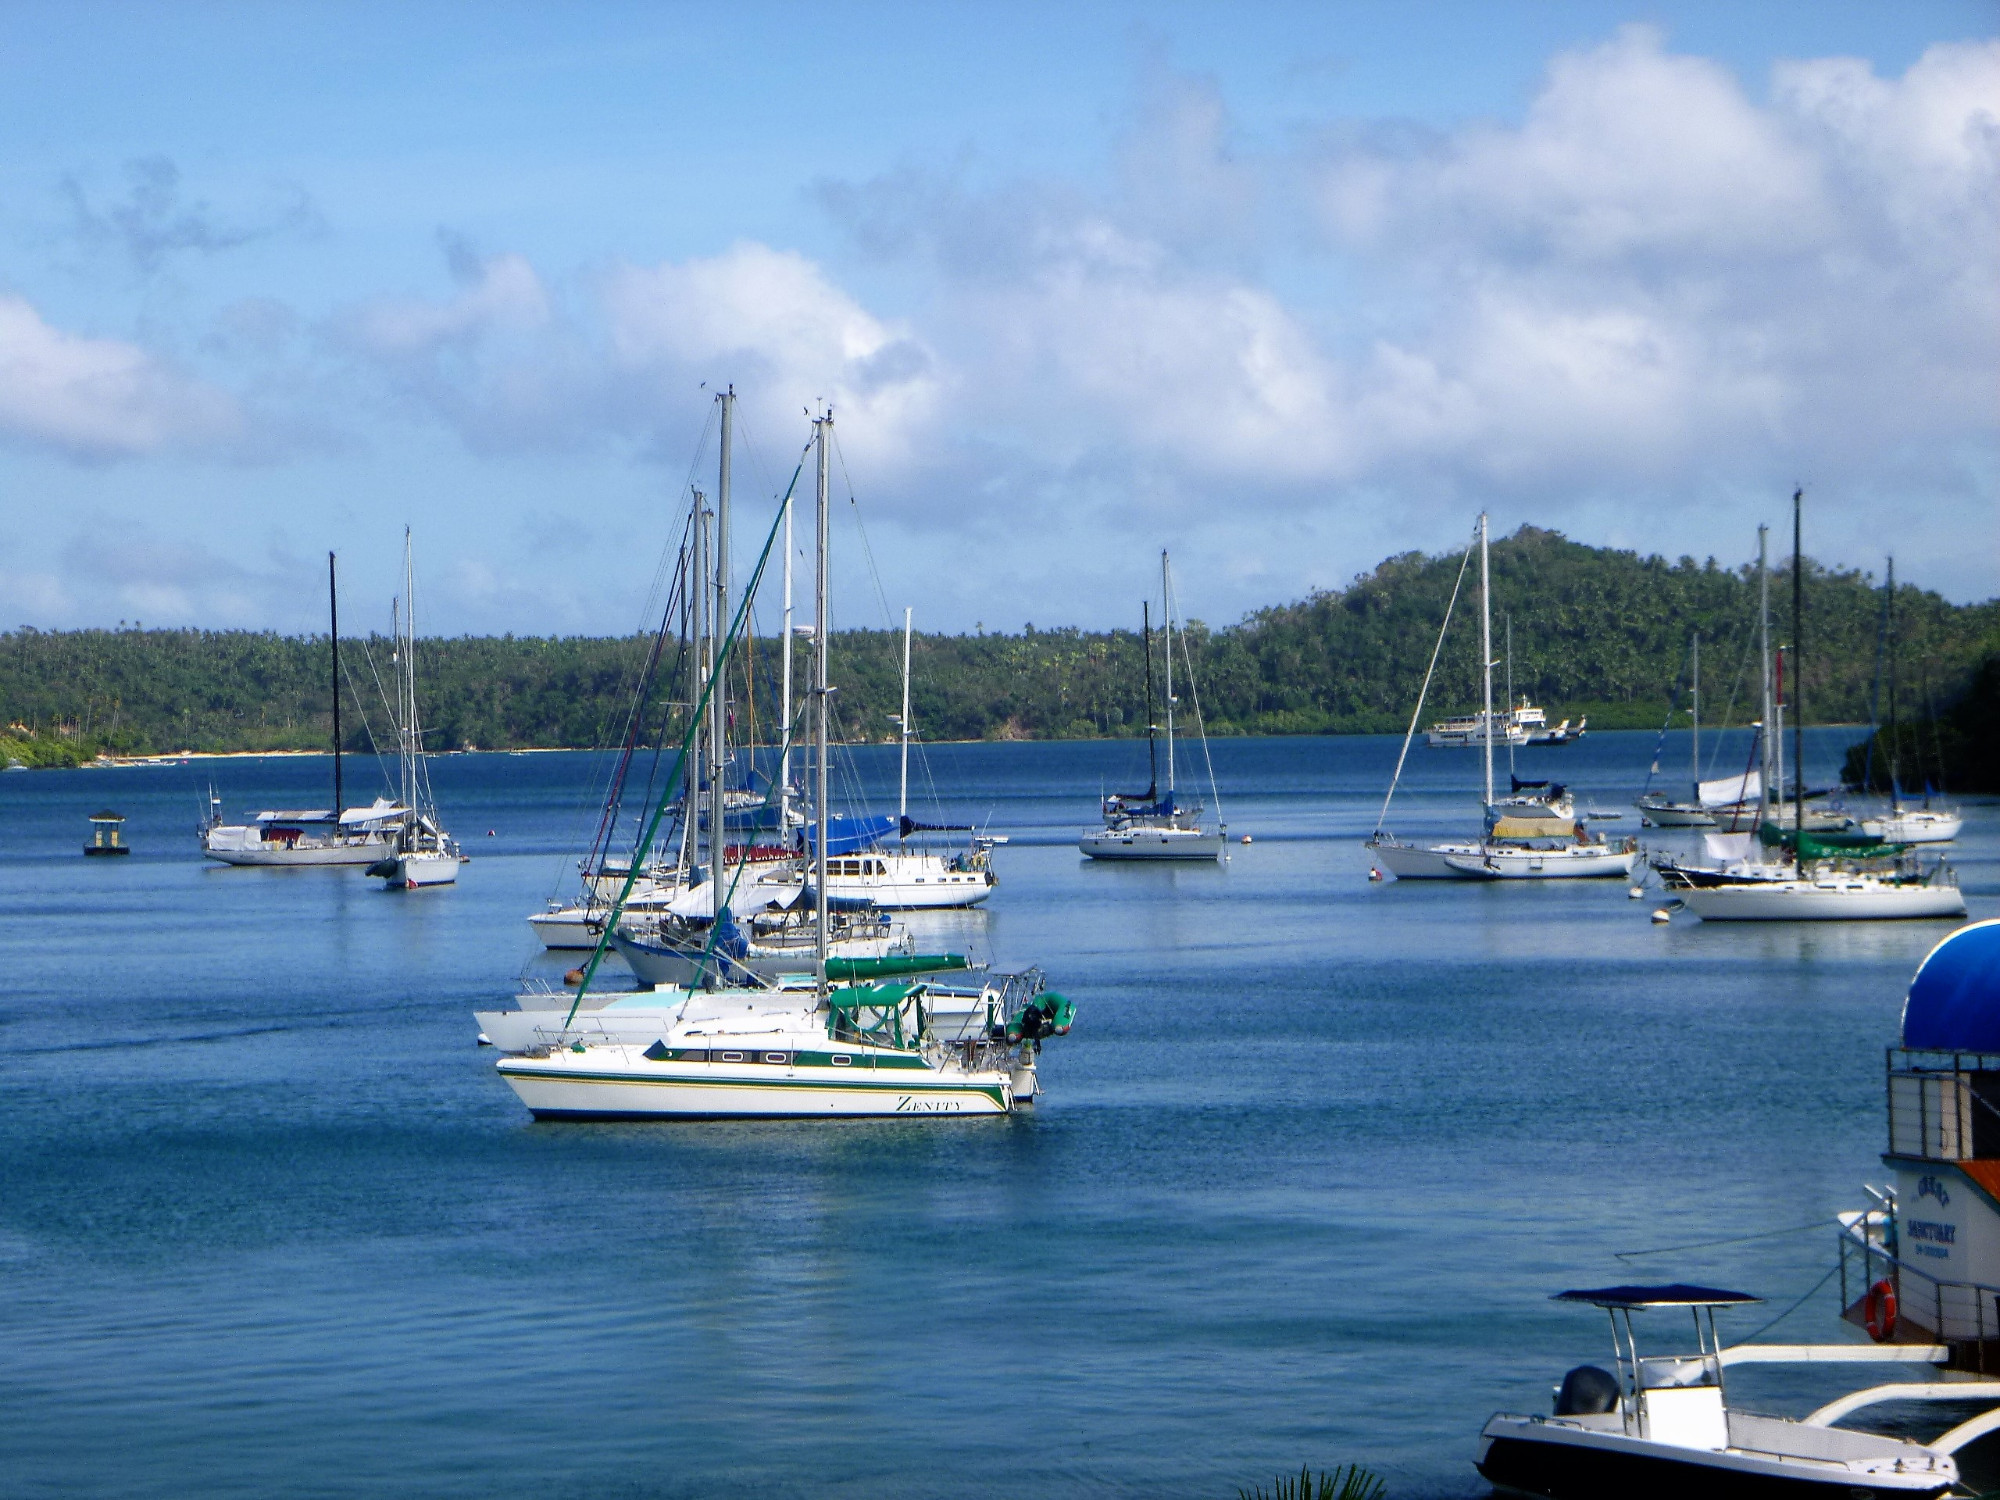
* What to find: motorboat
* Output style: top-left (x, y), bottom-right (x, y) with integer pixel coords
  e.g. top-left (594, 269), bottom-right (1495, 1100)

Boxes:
top-left (1476, 1283), bottom-right (1979, 1497)
top-left (1081, 553), bottom-right (1226, 862)
top-left (203, 797), bottom-right (406, 866)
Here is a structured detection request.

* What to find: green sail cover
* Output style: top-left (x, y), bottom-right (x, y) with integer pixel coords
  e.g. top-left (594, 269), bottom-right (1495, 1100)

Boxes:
top-left (1758, 821), bottom-right (1889, 852)
top-left (824, 953), bottom-right (968, 981)
top-left (1796, 832), bottom-right (1909, 862)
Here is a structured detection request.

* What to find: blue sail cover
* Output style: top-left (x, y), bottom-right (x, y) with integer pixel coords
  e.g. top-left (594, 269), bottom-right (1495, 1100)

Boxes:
top-left (1901, 921), bottom-right (2000, 1050)
top-left (802, 813), bottom-right (901, 857)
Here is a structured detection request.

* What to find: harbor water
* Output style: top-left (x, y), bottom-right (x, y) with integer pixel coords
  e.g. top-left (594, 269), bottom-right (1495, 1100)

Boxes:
top-left (1, 729), bottom-right (1993, 1498)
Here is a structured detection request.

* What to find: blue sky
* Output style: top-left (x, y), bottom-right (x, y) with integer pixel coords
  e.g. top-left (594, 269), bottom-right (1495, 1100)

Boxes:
top-left (0, 1), bottom-right (1994, 638)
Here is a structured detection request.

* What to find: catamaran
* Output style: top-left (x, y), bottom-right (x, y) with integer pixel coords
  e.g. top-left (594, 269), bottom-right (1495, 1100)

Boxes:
top-left (201, 553), bottom-right (408, 867)
top-left (492, 408), bottom-right (1071, 1120)
top-left (1080, 552), bottom-right (1226, 861)
top-left (367, 530), bottom-right (463, 888)
top-left (1368, 514), bottom-right (1637, 881)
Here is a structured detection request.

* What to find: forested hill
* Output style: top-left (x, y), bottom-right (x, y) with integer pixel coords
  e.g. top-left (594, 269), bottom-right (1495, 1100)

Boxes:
top-left (3, 526), bottom-right (1995, 762)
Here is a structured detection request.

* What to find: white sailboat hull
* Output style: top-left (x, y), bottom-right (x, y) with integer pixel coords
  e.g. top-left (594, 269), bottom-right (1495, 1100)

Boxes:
top-left (1634, 798), bottom-right (1716, 827)
top-left (1443, 846), bottom-right (1640, 880)
top-left (610, 927), bottom-right (903, 988)
top-left (389, 851), bottom-right (461, 888)
top-left (202, 834), bottom-right (394, 866)
top-left (497, 1043), bottom-right (1012, 1119)
top-left (1368, 840), bottom-right (1491, 880)
top-left (1678, 878), bottom-right (1967, 921)
top-left (1861, 811), bottom-right (1964, 843)
top-left (1079, 826), bottom-right (1224, 860)
top-left (477, 986), bottom-right (1001, 1054)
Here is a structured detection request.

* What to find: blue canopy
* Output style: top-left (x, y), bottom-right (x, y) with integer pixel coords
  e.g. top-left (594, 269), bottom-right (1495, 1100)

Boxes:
top-left (1553, 1284), bottom-right (1760, 1309)
top-left (1902, 920), bottom-right (2000, 1051)
top-left (802, 813), bottom-right (901, 857)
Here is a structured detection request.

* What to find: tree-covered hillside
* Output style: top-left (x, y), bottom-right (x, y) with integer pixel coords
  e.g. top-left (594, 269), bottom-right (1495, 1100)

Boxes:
top-left (3, 526), bottom-right (1994, 759)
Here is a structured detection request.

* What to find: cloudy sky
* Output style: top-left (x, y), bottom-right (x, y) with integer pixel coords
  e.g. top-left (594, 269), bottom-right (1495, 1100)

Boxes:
top-left (0, 2), bottom-right (1994, 638)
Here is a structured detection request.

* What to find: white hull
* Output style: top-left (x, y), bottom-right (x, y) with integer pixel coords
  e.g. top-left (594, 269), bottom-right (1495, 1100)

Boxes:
top-left (1678, 877), bottom-right (1966, 921)
top-left (761, 854), bottom-right (997, 909)
top-left (1634, 799), bottom-right (1715, 827)
top-left (1369, 839), bottom-right (1491, 880)
top-left (1443, 846), bottom-right (1640, 880)
top-left (203, 837), bottom-right (393, 867)
top-left (528, 910), bottom-right (608, 949)
top-left (497, 1041), bottom-right (1012, 1119)
top-left (1862, 811), bottom-right (1964, 843)
top-left (1080, 827), bottom-right (1224, 861)
top-left (389, 851), bottom-right (460, 888)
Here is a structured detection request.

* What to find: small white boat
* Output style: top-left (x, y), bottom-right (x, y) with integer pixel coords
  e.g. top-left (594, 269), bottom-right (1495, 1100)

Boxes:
top-left (758, 845), bottom-right (1000, 909)
top-left (1079, 821), bottom-right (1227, 861)
top-left (1861, 807), bottom-right (1963, 844)
top-left (1477, 1284), bottom-right (1976, 1498)
top-left (1674, 864), bottom-right (1965, 921)
top-left (1426, 708), bottom-right (1529, 749)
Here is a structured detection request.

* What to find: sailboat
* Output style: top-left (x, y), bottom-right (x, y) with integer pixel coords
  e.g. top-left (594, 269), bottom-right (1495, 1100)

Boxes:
top-left (1665, 496), bottom-right (1964, 922)
top-left (1634, 635), bottom-right (1718, 827)
top-left (755, 606), bottom-right (1000, 909)
top-left (368, 530), bottom-right (463, 888)
top-left (1368, 514), bottom-right (1638, 881)
top-left (200, 552), bottom-right (407, 866)
top-left (1859, 558), bottom-right (1964, 844)
top-left (493, 409), bottom-right (1073, 1119)
top-left (1079, 551), bottom-right (1226, 861)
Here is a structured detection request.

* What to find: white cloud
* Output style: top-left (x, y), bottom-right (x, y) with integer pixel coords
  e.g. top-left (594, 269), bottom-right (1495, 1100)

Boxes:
top-left (0, 294), bottom-right (240, 459)
top-left (602, 242), bottom-right (940, 468)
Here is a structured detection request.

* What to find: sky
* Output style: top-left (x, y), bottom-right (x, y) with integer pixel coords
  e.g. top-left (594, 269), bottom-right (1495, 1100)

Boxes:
top-left (0, 1), bottom-right (1994, 639)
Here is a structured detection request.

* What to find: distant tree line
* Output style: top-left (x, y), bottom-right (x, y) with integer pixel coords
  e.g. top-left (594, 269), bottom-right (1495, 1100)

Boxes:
top-left (3, 527), bottom-right (1995, 770)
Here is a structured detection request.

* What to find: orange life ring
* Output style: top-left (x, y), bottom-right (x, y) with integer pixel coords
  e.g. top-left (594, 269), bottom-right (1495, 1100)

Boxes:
top-left (1864, 1278), bottom-right (1898, 1342)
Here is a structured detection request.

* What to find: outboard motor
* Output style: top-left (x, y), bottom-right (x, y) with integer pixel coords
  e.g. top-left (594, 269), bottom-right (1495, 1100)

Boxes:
top-left (1553, 1364), bottom-right (1620, 1416)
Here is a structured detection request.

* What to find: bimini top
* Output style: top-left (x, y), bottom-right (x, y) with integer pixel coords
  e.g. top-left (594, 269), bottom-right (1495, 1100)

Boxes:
top-left (1901, 920), bottom-right (2000, 1051)
top-left (1554, 1284), bottom-right (1761, 1309)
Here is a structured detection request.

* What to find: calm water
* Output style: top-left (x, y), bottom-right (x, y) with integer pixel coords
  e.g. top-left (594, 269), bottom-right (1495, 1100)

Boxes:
top-left (2, 730), bottom-right (1994, 1499)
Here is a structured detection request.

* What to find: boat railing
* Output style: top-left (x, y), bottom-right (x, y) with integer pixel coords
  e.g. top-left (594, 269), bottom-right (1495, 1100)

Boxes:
top-left (1839, 1212), bottom-right (2000, 1364)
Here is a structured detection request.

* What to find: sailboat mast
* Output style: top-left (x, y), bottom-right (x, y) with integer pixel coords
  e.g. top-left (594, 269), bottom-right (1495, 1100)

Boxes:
top-left (813, 411), bottom-right (831, 995)
top-left (400, 528), bottom-right (416, 827)
top-left (1886, 556), bottom-right (1899, 811)
top-left (1141, 602), bottom-right (1157, 798)
top-left (1480, 512), bottom-right (1493, 812)
top-left (1505, 613), bottom-right (1514, 778)
top-left (898, 606), bottom-right (912, 830)
top-left (1162, 550), bottom-right (1175, 799)
top-left (1756, 524), bottom-right (1772, 826)
top-left (713, 389), bottom-right (732, 883)
top-left (1690, 633), bottom-right (1700, 794)
top-left (692, 495), bottom-right (709, 872)
top-left (1792, 489), bottom-right (1805, 840)
top-left (779, 489), bottom-right (794, 835)
top-left (328, 552), bottom-right (343, 819)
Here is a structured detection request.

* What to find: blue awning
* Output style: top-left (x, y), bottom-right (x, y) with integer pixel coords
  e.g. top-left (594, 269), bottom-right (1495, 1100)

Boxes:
top-left (1902, 921), bottom-right (2000, 1050)
top-left (802, 813), bottom-right (900, 857)
top-left (1554, 1284), bottom-right (1760, 1309)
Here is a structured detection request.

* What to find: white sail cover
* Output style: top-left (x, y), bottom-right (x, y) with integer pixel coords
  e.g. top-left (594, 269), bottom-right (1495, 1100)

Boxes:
top-left (1698, 770), bottom-right (1760, 809)
top-left (665, 877), bottom-right (800, 918)
top-left (1703, 832), bottom-right (1755, 865)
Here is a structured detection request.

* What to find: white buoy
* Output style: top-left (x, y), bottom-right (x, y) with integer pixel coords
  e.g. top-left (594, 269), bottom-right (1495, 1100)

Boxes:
top-left (1241, 834), bottom-right (1252, 845)
top-left (1628, 885), bottom-right (1645, 899)
top-left (1368, 867), bottom-right (1384, 882)
top-left (1651, 908), bottom-right (1672, 924)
